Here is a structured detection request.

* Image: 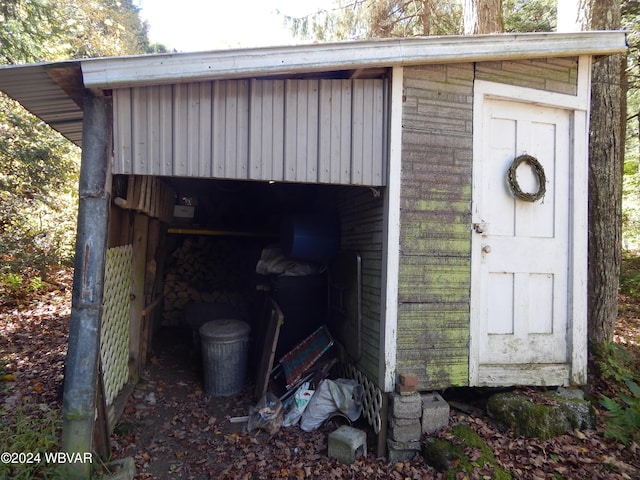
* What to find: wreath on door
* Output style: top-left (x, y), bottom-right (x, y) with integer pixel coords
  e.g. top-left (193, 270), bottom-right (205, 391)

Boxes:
top-left (507, 154), bottom-right (546, 202)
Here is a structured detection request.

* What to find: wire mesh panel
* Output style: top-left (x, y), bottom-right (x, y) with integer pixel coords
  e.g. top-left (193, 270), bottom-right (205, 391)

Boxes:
top-left (101, 245), bottom-right (132, 408)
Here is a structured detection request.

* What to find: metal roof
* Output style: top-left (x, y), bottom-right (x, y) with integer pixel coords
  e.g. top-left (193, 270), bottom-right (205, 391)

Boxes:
top-left (0, 31), bottom-right (627, 147)
top-left (0, 61), bottom-right (84, 145)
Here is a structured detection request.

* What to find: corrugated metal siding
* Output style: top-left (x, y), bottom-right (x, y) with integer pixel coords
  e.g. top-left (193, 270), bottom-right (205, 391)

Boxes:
top-left (113, 79), bottom-right (387, 186)
top-left (397, 63), bottom-right (474, 391)
top-left (336, 186), bottom-right (385, 386)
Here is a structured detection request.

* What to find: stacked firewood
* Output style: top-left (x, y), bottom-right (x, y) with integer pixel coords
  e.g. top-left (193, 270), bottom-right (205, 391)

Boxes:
top-left (161, 236), bottom-right (258, 326)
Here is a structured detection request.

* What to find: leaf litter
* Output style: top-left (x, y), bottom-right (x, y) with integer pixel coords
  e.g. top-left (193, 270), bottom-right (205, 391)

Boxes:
top-left (0, 268), bottom-right (638, 479)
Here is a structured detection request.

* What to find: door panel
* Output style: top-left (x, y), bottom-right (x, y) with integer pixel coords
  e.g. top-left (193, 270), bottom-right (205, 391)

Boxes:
top-left (471, 97), bottom-right (571, 386)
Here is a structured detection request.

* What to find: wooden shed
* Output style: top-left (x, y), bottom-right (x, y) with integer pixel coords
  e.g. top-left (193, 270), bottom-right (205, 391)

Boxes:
top-left (0, 31), bottom-right (627, 466)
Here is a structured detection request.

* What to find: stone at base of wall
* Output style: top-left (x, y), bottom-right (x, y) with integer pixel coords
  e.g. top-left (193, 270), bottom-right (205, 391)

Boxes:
top-left (387, 439), bottom-right (422, 462)
top-left (421, 392), bottom-right (450, 434)
top-left (389, 416), bottom-right (422, 442)
top-left (390, 392), bottom-right (422, 419)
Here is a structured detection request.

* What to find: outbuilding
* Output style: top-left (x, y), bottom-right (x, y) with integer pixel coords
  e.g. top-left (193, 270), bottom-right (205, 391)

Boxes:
top-left (0, 31), bottom-right (627, 470)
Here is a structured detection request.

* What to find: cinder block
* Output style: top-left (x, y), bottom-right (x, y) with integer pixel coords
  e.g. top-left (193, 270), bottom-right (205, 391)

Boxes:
top-left (390, 392), bottom-right (422, 419)
top-left (395, 384), bottom-right (415, 395)
top-left (328, 426), bottom-right (367, 464)
top-left (387, 439), bottom-right (421, 462)
top-left (389, 417), bottom-right (422, 442)
top-left (421, 392), bottom-right (450, 434)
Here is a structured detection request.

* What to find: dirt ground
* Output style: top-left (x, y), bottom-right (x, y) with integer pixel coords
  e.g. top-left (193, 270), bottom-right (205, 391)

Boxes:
top-left (2, 268), bottom-right (639, 479)
top-left (104, 323), bottom-right (640, 480)
top-left (106, 327), bottom-right (415, 479)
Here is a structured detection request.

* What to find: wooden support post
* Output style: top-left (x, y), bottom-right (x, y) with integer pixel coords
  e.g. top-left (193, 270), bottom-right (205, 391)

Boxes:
top-left (377, 393), bottom-right (389, 458)
top-left (140, 218), bottom-right (162, 364)
top-left (129, 213), bottom-right (149, 380)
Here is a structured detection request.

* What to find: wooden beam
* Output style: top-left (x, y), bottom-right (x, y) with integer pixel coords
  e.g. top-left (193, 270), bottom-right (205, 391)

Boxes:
top-left (128, 213), bottom-right (149, 380)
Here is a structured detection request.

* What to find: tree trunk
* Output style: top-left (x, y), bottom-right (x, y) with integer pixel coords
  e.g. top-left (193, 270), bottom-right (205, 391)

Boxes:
top-left (577, 0), bottom-right (625, 344)
top-left (421, 0), bottom-right (432, 36)
top-left (463, 0), bottom-right (503, 34)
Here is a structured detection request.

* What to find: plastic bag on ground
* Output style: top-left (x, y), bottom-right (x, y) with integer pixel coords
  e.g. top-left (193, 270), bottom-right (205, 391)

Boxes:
top-left (283, 382), bottom-right (314, 427)
top-left (299, 378), bottom-right (363, 432)
top-left (248, 392), bottom-right (283, 434)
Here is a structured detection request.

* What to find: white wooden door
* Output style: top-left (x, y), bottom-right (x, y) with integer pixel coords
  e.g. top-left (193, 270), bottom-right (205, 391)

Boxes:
top-left (470, 95), bottom-right (573, 386)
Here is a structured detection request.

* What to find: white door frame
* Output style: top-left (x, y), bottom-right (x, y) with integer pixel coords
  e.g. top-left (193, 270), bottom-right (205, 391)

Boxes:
top-left (469, 56), bottom-right (591, 386)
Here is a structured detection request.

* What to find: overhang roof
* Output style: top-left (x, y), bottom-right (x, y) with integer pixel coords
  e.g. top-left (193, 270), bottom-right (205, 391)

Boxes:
top-left (0, 31), bottom-right (628, 147)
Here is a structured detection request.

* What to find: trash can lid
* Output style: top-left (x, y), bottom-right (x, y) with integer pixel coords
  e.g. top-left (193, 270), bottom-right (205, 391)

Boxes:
top-left (199, 319), bottom-right (250, 341)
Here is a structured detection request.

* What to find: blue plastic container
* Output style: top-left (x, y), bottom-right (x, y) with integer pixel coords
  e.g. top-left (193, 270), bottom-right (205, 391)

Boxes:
top-left (281, 213), bottom-right (339, 263)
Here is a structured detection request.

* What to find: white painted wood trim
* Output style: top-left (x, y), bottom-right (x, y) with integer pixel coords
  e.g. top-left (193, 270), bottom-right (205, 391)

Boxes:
top-left (477, 364), bottom-right (570, 387)
top-left (80, 32), bottom-right (626, 90)
top-left (569, 55), bottom-right (592, 384)
top-left (381, 66), bottom-right (403, 393)
top-left (577, 55), bottom-right (592, 101)
top-left (469, 80), bottom-right (485, 387)
top-left (474, 79), bottom-right (589, 111)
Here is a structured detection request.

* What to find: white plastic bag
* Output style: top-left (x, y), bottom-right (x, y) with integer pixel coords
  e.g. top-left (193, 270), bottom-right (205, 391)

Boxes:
top-left (299, 379), bottom-right (363, 431)
top-left (283, 382), bottom-right (314, 427)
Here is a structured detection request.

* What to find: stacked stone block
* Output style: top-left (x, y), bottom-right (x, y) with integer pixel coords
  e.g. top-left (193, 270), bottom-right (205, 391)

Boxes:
top-left (387, 374), bottom-right (423, 461)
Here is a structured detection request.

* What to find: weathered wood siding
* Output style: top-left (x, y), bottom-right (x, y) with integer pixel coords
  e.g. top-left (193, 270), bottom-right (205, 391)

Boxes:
top-left (476, 57), bottom-right (578, 95)
top-left (398, 64), bottom-right (474, 390)
top-left (336, 187), bottom-right (385, 385)
top-left (112, 79), bottom-right (387, 186)
top-left (396, 58), bottom-right (579, 390)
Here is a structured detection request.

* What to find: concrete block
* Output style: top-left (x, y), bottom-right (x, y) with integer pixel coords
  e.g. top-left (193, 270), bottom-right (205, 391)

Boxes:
top-left (395, 384), bottom-right (415, 395)
top-left (328, 426), bottom-right (367, 464)
top-left (421, 392), bottom-right (450, 434)
top-left (387, 439), bottom-right (421, 462)
top-left (390, 392), bottom-right (422, 419)
top-left (389, 417), bottom-right (422, 442)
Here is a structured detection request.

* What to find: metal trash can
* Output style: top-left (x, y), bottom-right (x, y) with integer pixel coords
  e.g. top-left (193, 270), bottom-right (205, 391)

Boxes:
top-left (199, 319), bottom-right (250, 396)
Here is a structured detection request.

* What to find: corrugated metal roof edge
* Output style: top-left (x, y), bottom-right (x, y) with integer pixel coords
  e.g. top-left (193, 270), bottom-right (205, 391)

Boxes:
top-left (80, 31), bottom-right (628, 90)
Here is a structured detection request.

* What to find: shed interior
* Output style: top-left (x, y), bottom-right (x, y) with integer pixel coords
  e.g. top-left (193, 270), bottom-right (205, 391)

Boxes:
top-left (107, 174), bottom-right (386, 401)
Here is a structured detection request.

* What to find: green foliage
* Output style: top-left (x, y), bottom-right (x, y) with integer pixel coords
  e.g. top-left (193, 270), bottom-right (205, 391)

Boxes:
top-left (600, 379), bottom-right (640, 445)
top-left (622, 1), bottom-right (640, 251)
top-left (0, 271), bottom-right (47, 302)
top-left (0, 0), bottom-right (151, 282)
top-left (56, 0), bottom-right (151, 59)
top-left (593, 342), bottom-right (640, 446)
top-left (0, 406), bottom-right (67, 480)
top-left (619, 253), bottom-right (640, 298)
top-left (503, 0), bottom-right (555, 32)
top-left (0, 95), bottom-right (80, 277)
top-left (593, 342), bottom-right (637, 384)
top-left (0, 272), bottom-right (23, 293)
top-left (0, 0), bottom-right (65, 64)
top-left (285, 0), bottom-right (555, 42)
top-left (285, 0), bottom-right (463, 42)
